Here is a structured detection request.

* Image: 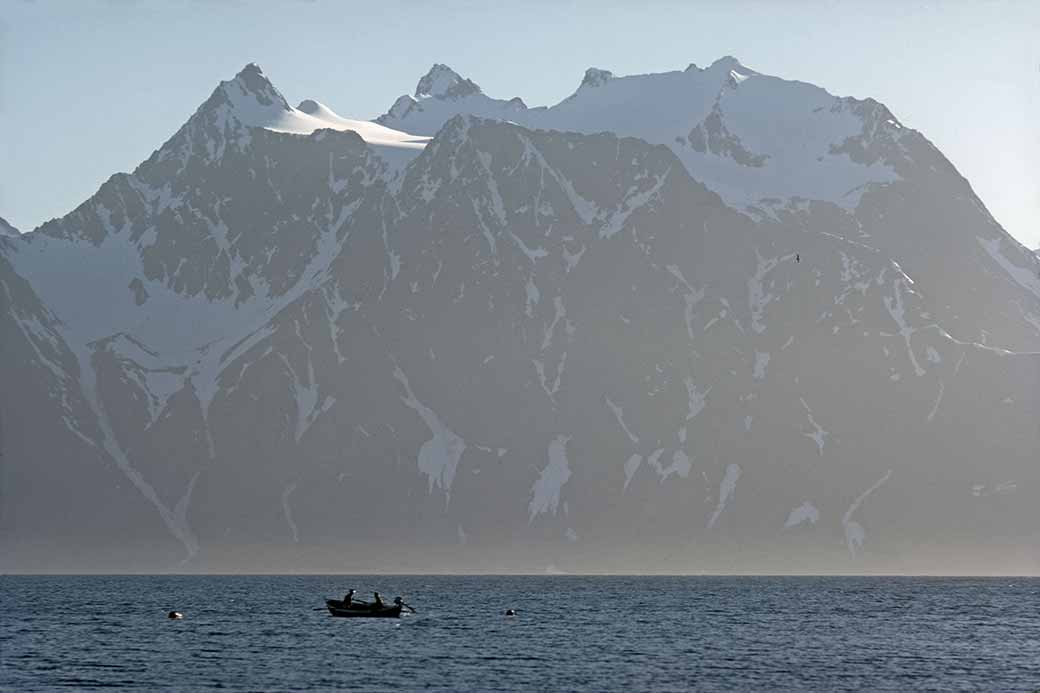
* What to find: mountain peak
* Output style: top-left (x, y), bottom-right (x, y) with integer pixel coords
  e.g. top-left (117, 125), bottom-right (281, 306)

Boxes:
top-left (183, 62), bottom-right (294, 133)
top-left (415, 64), bottom-right (481, 99)
top-left (222, 62), bottom-right (290, 110)
top-left (146, 63), bottom-right (300, 167)
top-left (238, 62), bottom-right (264, 76)
top-left (709, 55), bottom-right (746, 70)
top-left (296, 99), bottom-right (322, 115)
top-left (580, 68), bottom-right (614, 89)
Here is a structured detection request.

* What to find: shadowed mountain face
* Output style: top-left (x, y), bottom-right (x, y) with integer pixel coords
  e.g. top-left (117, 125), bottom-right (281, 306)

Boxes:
top-left (1, 63), bottom-right (1037, 574)
top-left (0, 217), bottom-right (18, 237)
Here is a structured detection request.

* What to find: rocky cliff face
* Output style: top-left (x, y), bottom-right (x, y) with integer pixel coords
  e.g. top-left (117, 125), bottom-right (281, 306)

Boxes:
top-left (1, 63), bottom-right (1037, 573)
top-left (0, 217), bottom-right (18, 237)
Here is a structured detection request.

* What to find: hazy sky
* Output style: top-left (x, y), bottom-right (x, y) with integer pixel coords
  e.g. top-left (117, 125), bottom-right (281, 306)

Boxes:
top-left (2, 0), bottom-right (1037, 248)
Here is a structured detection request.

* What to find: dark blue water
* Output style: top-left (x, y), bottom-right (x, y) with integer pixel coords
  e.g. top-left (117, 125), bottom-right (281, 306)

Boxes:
top-left (2, 576), bottom-right (1038, 691)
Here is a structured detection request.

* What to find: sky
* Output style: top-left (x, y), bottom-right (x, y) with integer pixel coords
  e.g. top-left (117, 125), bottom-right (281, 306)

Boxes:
top-left (2, 0), bottom-right (1037, 249)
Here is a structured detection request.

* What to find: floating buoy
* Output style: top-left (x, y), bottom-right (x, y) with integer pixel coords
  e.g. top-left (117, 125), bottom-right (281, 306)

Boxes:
top-left (168, 611), bottom-right (183, 620)
top-left (504, 609), bottom-right (517, 616)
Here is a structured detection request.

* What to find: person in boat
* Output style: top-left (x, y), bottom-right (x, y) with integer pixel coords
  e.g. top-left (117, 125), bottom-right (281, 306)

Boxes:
top-left (371, 592), bottom-right (384, 610)
top-left (342, 589), bottom-right (355, 608)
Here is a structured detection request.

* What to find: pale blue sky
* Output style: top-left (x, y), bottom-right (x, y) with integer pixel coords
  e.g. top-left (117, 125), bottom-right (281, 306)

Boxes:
top-left (3, 0), bottom-right (1037, 248)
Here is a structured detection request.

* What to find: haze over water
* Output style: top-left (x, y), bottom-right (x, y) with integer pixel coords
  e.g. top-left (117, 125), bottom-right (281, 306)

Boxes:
top-left (2, 575), bottom-right (1038, 691)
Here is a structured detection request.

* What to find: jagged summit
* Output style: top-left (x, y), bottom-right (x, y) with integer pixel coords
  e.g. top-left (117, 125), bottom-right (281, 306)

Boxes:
top-left (708, 55), bottom-right (747, 71)
top-left (182, 61), bottom-right (298, 136)
top-left (416, 64), bottom-right (460, 96)
top-left (415, 64), bottom-right (481, 99)
top-left (378, 55), bottom-right (909, 210)
top-left (376, 64), bottom-right (524, 133)
top-left (221, 62), bottom-right (292, 111)
top-left (236, 62), bottom-right (264, 79)
top-left (679, 56), bottom-right (757, 83)
top-left (162, 64), bottom-right (429, 153)
top-left (580, 68), bottom-right (614, 89)
top-left (704, 56), bottom-right (757, 84)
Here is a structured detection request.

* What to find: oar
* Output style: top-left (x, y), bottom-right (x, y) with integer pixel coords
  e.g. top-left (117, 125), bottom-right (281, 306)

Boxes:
top-left (397, 599), bottom-right (417, 613)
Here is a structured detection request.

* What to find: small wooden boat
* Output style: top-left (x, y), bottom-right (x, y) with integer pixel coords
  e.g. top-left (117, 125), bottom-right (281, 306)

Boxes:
top-left (326, 599), bottom-right (402, 618)
top-left (324, 595), bottom-right (415, 618)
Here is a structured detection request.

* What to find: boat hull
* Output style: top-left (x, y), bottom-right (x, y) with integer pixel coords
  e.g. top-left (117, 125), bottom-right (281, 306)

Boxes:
top-left (327, 604), bottom-right (402, 618)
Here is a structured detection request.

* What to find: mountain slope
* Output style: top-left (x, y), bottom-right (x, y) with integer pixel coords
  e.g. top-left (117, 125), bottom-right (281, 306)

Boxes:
top-left (378, 60), bottom-right (1040, 353)
top-left (0, 216), bottom-right (18, 237)
top-left (1, 64), bottom-right (1036, 573)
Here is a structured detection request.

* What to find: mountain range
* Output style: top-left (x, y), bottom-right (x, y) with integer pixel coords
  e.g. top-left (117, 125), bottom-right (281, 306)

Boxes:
top-left (1, 60), bottom-right (1037, 573)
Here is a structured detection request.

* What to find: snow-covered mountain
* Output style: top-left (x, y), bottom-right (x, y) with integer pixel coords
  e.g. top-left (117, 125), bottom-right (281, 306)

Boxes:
top-left (1, 62), bottom-right (1037, 574)
top-left (380, 58), bottom-right (899, 210)
top-left (379, 59), bottom-right (1040, 352)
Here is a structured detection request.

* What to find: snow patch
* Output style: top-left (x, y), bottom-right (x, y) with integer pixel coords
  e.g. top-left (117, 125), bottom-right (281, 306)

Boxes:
top-left (533, 351), bottom-right (567, 405)
top-left (926, 380), bottom-right (945, 422)
top-left (784, 501), bottom-right (819, 529)
top-left (708, 463), bottom-right (741, 528)
top-left (882, 277), bottom-right (926, 377)
top-left (667, 264), bottom-right (705, 341)
top-left (542, 296), bottom-right (567, 351)
top-left (509, 230), bottom-right (549, 262)
top-left (972, 481), bottom-right (1017, 497)
top-left (529, 435), bottom-right (572, 521)
top-left (393, 365), bottom-right (467, 496)
top-left (281, 482), bottom-right (299, 543)
top-left (748, 250), bottom-right (782, 334)
top-left (562, 243), bottom-right (586, 273)
top-left (842, 470), bottom-right (892, 559)
top-left (599, 172), bottom-right (670, 239)
top-left (753, 351), bottom-right (770, 380)
top-left (684, 378), bottom-right (710, 420)
top-left (977, 236), bottom-right (1040, 301)
top-left (605, 395), bottom-right (639, 444)
top-left (524, 277), bottom-right (541, 317)
top-left (643, 448), bottom-right (693, 482)
top-left (623, 453), bottom-right (643, 491)
top-left (800, 397), bottom-right (829, 455)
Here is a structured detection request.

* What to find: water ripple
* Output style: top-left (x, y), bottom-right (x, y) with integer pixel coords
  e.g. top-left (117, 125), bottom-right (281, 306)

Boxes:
top-left (2, 575), bottom-right (1039, 691)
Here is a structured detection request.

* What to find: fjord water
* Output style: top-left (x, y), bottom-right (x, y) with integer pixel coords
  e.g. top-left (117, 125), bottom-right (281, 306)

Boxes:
top-left (2, 575), bottom-right (1037, 691)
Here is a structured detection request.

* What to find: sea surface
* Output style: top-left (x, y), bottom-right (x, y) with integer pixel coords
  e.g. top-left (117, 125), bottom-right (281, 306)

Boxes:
top-left (1, 575), bottom-right (1038, 691)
